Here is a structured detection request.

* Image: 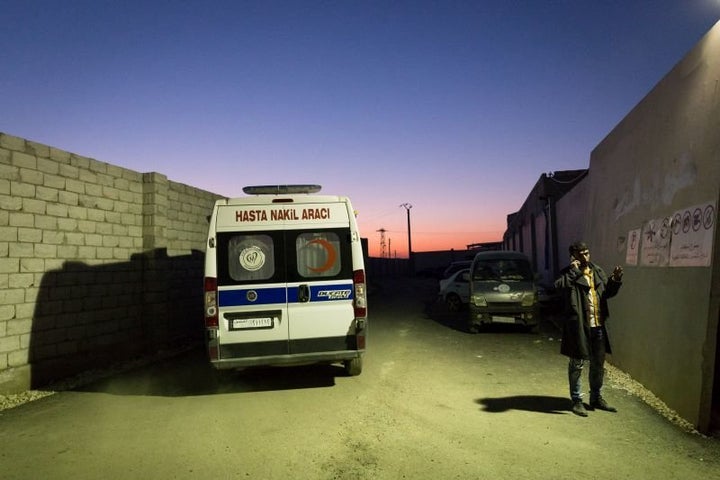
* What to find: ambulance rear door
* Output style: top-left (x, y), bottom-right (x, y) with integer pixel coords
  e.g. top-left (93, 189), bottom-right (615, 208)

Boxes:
top-left (214, 222), bottom-right (290, 362)
top-left (284, 201), bottom-right (357, 356)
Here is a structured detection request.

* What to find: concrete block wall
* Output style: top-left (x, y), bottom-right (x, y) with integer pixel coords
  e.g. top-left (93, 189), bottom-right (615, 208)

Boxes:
top-left (0, 132), bottom-right (222, 393)
top-left (584, 23), bottom-right (720, 432)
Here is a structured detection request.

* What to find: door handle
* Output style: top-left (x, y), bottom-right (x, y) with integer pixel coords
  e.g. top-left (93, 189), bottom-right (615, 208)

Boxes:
top-left (298, 284), bottom-right (310, 303)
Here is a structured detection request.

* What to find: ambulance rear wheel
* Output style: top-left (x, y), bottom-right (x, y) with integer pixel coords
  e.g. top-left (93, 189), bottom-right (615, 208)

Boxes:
top-left (344, 357), bottom-right (363, 376)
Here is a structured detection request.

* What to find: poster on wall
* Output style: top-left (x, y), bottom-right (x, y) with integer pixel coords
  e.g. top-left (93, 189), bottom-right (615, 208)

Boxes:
top-left (669, 201), bottom-right (716, 267)
top-left (640, 217), bottom-right (672, 266)
top-left (625, 228), bottom-right (641, 266)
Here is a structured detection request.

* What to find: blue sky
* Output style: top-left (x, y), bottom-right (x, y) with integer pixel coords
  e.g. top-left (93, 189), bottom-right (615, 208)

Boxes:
top-left (2, 0), bottom-right (719, 256)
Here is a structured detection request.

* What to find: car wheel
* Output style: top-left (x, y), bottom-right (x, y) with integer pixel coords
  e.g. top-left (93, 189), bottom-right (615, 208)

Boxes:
top-left (344, 357), bottom-right (363, 376)
top-left (445, 293), bottom-right (462, 312)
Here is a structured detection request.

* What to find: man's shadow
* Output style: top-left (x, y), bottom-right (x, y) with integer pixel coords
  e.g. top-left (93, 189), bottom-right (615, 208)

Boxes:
top-left (476, 395), bottom-right (571, 414)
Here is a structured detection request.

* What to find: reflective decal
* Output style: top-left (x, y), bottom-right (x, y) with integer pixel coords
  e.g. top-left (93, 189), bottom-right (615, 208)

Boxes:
top-left (239, 245), bottom-right (266, 271)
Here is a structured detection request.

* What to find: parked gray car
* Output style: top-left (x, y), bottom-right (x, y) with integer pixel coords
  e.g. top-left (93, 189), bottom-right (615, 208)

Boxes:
top-left (468, 251), bottom-right (539, 332)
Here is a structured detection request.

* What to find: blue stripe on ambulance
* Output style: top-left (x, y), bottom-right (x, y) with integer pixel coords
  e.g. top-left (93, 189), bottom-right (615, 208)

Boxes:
top-left (218, 283), bottom-right (354, 307)
top-left (218, 287), bottom-right (286, 307)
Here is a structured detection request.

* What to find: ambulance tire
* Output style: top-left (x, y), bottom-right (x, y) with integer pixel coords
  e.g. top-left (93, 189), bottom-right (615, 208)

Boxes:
top-left (343, 357), bottom-right (363, 376)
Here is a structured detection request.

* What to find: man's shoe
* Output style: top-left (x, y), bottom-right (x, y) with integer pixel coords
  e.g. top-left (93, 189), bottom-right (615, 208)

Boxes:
top-left (589, 397), bottom-right (617, 412)
top-left (572, 400), bottom-right (588, 417)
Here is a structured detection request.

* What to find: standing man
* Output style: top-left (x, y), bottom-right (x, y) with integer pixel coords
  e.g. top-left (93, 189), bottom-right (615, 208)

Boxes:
top-left (554, 241), bottom-right (624, 417)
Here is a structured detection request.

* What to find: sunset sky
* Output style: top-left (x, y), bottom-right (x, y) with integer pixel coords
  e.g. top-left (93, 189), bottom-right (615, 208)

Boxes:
top-left (2, 1), bottom-right (719, 257)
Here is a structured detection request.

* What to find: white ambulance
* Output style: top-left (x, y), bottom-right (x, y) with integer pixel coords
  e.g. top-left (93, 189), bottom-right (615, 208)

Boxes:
top-left (203, 185), bottom-right (367, 375)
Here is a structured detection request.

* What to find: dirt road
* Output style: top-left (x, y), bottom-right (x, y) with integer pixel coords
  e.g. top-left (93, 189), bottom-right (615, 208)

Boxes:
top-left (1, 277), bottom-right (718, 479)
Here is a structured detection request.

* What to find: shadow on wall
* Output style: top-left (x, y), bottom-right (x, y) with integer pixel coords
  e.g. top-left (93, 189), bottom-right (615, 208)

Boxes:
top-left (30, 249), bottom-right (205, 389)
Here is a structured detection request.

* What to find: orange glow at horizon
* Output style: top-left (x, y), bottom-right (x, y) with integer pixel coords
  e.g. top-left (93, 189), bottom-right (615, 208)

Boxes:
top-left (361, 226), bottom-right (505, 258)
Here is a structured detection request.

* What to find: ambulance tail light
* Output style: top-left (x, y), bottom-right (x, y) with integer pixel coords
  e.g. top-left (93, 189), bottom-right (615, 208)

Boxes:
top-left (204, 277), bottom-right (219, 328)
top-left (353, 269), bottom-right (367, 319)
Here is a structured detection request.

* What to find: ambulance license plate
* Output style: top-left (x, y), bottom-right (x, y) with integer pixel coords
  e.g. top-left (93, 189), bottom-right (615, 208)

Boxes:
top-left (231, 317), bottom-right (273, 330)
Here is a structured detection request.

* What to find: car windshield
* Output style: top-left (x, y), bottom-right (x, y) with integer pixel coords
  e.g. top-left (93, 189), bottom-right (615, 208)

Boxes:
top-left (472, 259), bottom-right (533, 282)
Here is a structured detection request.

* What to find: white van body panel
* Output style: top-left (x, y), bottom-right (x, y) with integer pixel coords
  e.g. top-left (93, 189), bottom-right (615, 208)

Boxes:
top-left (204, 188), bottom-right (367, 375)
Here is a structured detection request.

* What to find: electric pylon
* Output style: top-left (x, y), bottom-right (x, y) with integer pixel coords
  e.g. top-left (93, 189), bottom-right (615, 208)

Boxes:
top-left (377, 228), bottom-right (387, 258)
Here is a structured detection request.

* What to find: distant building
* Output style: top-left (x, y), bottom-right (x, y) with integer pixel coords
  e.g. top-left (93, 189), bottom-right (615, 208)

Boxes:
top-left (502, 169), bottom-right (588, 287)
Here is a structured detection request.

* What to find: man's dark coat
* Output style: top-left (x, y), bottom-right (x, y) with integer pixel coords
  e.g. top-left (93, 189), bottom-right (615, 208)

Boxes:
top-left (554, 262), bottom-right (622, 359)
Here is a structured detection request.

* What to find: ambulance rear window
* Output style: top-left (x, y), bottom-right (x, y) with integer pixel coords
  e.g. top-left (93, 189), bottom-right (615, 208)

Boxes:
top-left (296, 232), bottom-right (342, 278)
top-left (227, 234), bottom-right (275, 282)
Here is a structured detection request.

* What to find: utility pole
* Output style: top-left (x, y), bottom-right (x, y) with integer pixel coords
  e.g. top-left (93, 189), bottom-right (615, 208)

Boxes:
top-left (400, 203), bottom-right (413, 274)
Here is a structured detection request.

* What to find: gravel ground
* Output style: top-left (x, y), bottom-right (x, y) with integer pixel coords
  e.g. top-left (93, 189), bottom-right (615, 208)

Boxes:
top-left (604, 363), bottom-right (700, 434)
top-left (0, 348), bottom-right (706, 437)
top-left (0, 344), bottom-right (197, 413)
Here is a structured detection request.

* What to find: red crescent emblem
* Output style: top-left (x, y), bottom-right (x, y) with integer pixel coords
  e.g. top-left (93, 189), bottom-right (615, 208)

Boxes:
top-left (306, 238), bottom-right (337, 272)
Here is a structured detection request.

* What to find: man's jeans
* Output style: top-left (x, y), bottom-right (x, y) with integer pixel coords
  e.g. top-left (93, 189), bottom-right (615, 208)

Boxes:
top-left (569, 327), bottom-right (606, 402)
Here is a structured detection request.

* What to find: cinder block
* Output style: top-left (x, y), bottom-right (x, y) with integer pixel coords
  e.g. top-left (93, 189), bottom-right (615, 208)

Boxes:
top-left (0, 335), bottom-right (20, 353)
top-left (46, 203), bottom-right (68, 217)
top-left (19, 168), bottom-right (43, 185)
top-left (49, 147), bottom-right (71, 162)
top-left (78, 169), bottom-right (98, 184)
top-left (9, 243), bottom-right (33, 258)
top-left (43, 173), bottom-right (65, 189)
top-left (0, 364), bottom-right (31, 394)
top-left (33, 243), bottom-right (57, 258)
top-left (36, 157), bottom-right (59, 174)
top-left (8, 273), bottom-right (33, 289)
top-left (19, 258), bottom-right (44, 273)
top-left (57, 218), bottom-right (78, 231)
top-left (84, 234), bottom-right (102, 247)
top-left (7, 318), bottom-right (31, 335)
top-left (0, 226), bottom-right (18, 241)
top-left (10, 182), bottom-right (35, 198)
top-left (22, 198), bottom-right (46, 214)
top-left (14, 302), bottom-right (34, 318)
top-left (96, 197), bottom-right (114, 211)
top-left (59, 163), bottom-right (78, 178)
top-left (42, 230), bottom-right (64, 244)
top-left (9, 212), bottom-right (33, 227)
top-left (68, 206), bottom-right (88, 220)
top-left (57, 245), bottom-right (78, 259)
top-left (36, 186), bottom-right (59, 202)
top-left (8, 348), bottom-right (29, 367)
top-left (88, 158), bottom-right (107, 174)
top-left (58, 190), bottom-right (79, 206)
top-left (87, 209), bottom-right (105, 222)
top-left (65, 178), bottom-right (85, 194)
top-left (0, 305), bottom-right (14, 321)
top-left (26, 141), bottom-right (49, 157)
top-left (70, 153), bottom-right (90, 169)
top-left (0, 134), bottom-right (25, 151)
top-left (0, 164), bottom-right (19, 181)
top-left (12, 151), bottom-right (36, 169)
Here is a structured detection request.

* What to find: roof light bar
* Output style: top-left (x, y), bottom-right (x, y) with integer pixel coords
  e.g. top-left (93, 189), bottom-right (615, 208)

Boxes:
top-left (243, 184), bottom-right (322, 195)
